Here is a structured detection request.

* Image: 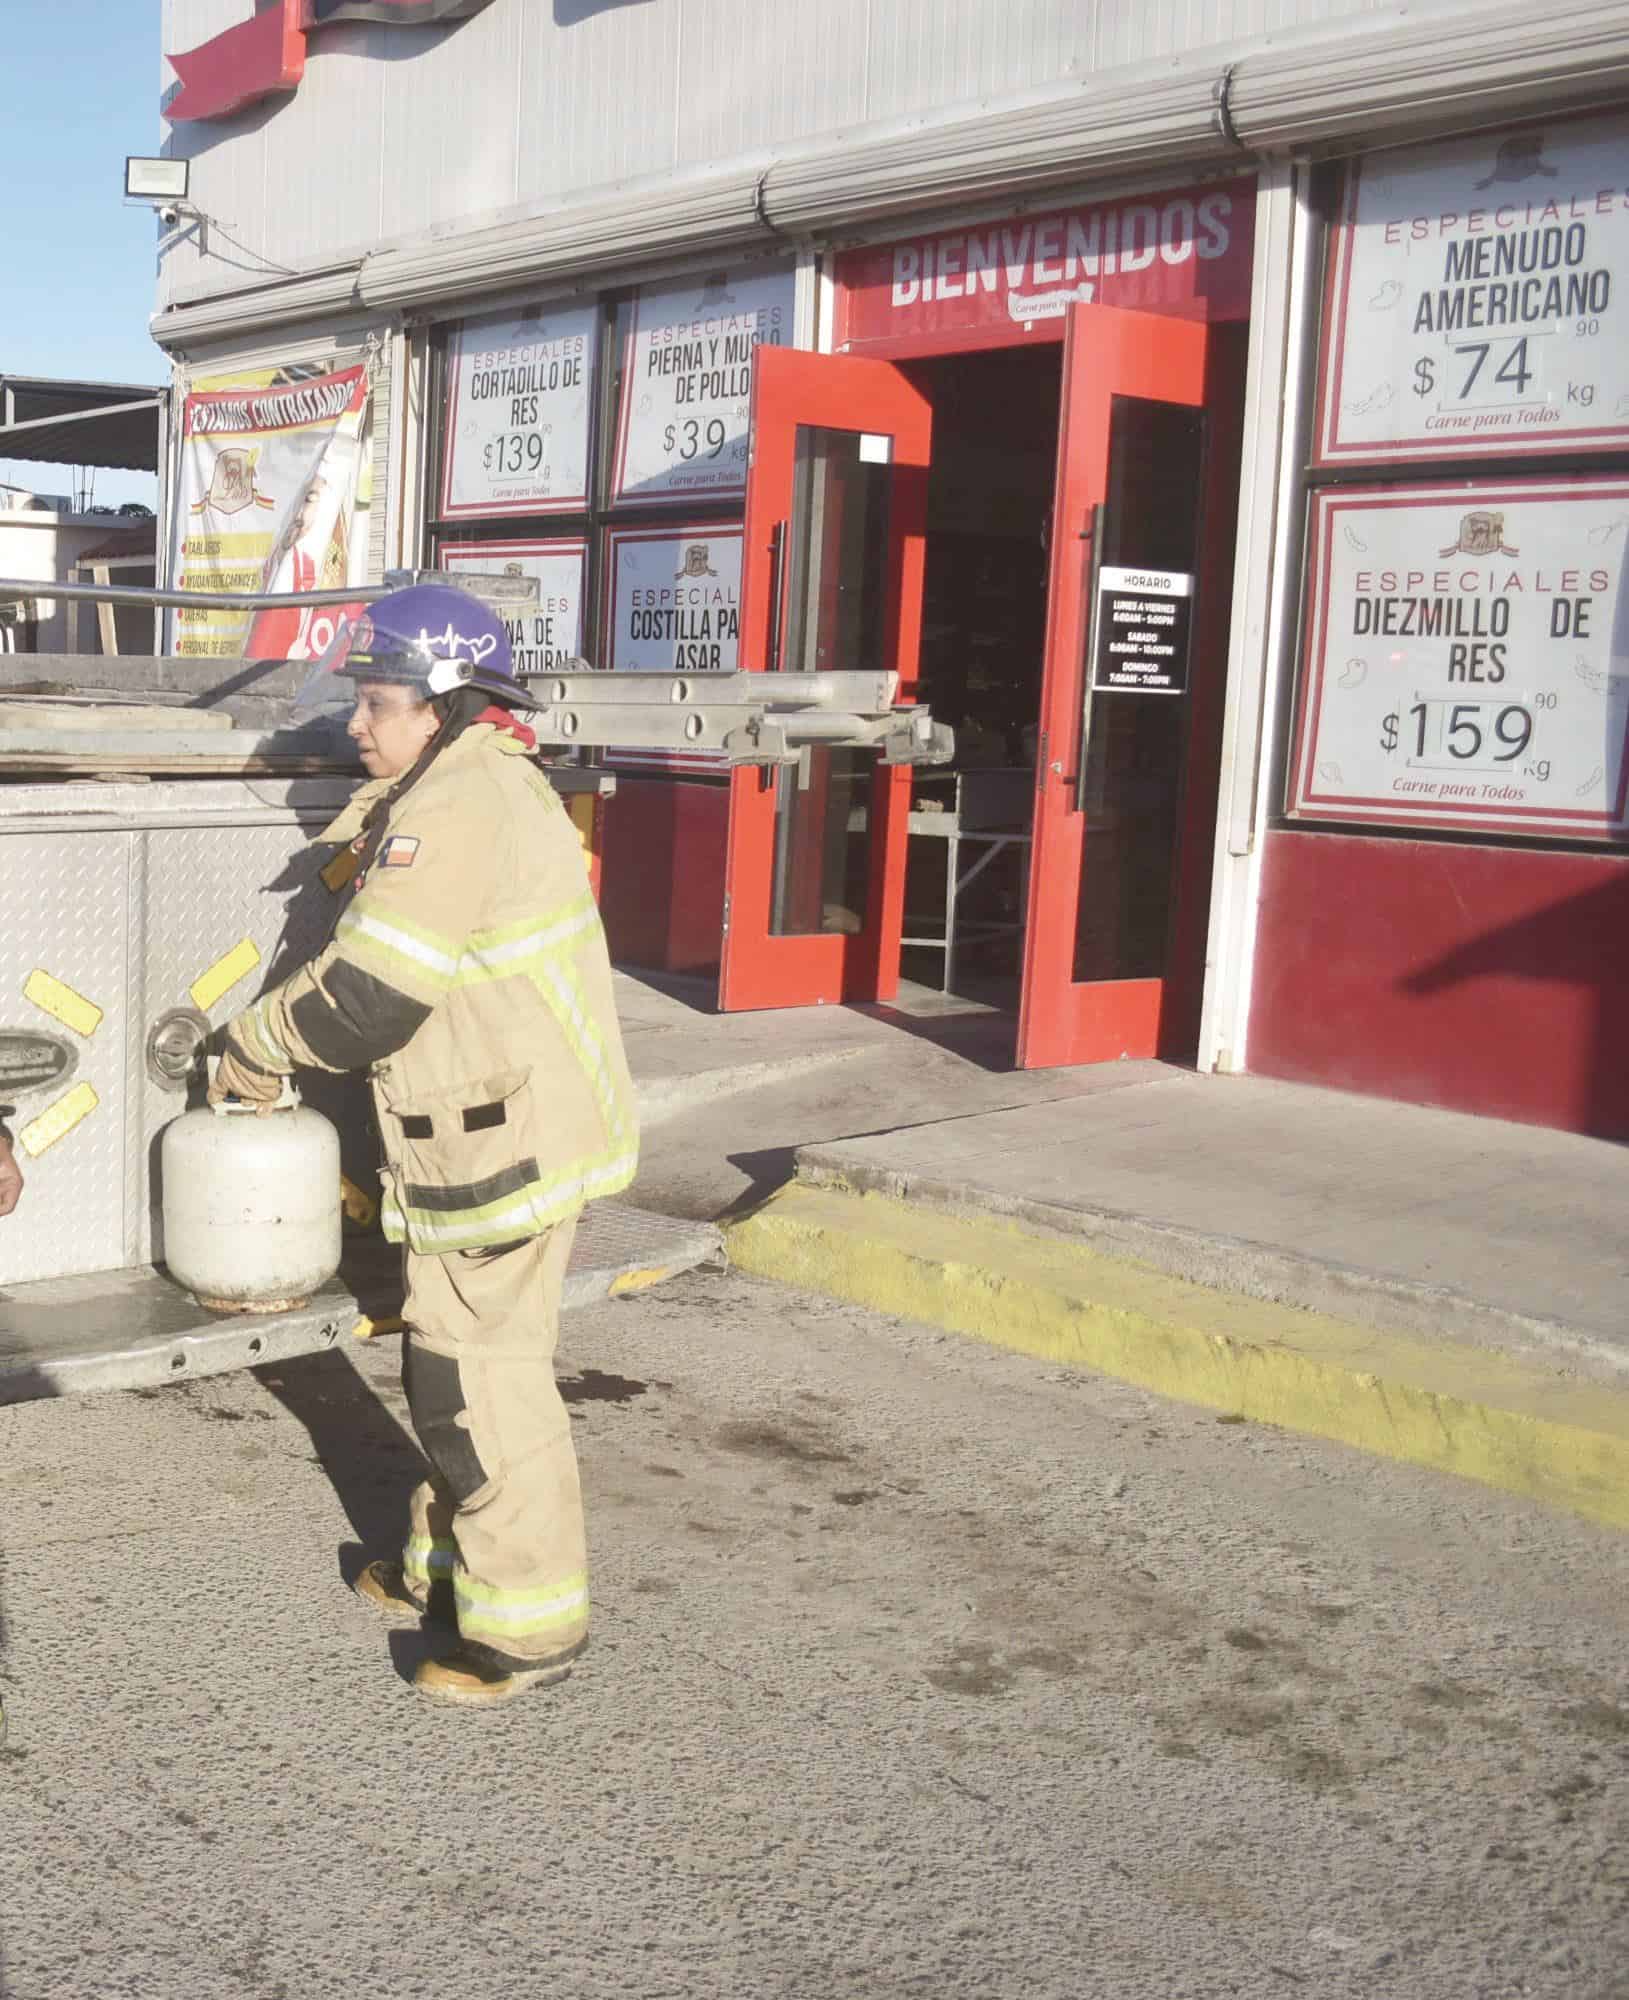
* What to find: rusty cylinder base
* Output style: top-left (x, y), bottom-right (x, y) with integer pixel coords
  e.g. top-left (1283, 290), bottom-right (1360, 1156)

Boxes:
top-left (194, 1292), bottom-right (313, 1316)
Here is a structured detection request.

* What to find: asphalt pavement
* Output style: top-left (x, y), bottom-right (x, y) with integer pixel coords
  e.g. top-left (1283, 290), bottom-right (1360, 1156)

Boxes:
top-left (2, 1264), bottom-right (1626, 1999)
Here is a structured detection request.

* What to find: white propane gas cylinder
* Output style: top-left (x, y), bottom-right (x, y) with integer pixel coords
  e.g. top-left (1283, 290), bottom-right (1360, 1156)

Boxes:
top-left (161, 1082), bottom-right (342, 1314)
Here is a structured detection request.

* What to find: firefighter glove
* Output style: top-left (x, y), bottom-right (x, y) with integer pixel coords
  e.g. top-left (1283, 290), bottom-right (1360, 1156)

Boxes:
top-left (210, 1038), bottom-right (284, 1114)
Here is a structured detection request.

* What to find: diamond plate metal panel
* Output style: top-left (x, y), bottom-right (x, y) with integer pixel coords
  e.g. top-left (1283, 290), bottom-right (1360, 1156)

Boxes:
top-left (0, 779), bottom-right (370, 1284)
top-left (139, 807), bottom-right (380, 1264)
top-left (0, 830), bottom-right (134, 1284)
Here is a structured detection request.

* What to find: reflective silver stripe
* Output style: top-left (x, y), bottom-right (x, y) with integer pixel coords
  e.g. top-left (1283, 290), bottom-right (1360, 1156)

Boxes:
top-left (454, 1572), bottom-right (589, 1632)
top-left (381, 1147), bottom-right (639, 1250)
top-left (341, 908), bottom-right (461, 980)
top-left (458, 902), bottom-right (598, 977)
top-left (236, 1000), bottom-right (292, 1071)
top-left (535, 962), bottom-right (634, 1146)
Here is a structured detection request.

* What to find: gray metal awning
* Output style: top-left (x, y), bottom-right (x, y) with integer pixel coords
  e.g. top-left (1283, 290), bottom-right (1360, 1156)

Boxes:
top-left (0, 375), bottom-right (163, 473)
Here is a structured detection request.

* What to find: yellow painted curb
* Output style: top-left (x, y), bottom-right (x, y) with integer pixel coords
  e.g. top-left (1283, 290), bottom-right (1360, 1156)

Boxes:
top-left (726, 1183), bottom-right (1629, 1532)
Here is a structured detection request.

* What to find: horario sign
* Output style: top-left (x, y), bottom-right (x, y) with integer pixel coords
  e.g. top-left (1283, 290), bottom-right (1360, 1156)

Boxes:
top-left (164, 0), bottom-right (495, 124)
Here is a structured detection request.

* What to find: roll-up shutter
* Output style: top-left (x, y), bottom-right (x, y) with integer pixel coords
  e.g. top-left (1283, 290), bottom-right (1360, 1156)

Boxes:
top-left (152, 1), bottom-right (1629, 349)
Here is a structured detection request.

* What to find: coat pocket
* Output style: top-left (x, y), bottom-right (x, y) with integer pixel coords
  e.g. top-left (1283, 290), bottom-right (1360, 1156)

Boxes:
top-left (378, 1068), bottom-right (541, 1253)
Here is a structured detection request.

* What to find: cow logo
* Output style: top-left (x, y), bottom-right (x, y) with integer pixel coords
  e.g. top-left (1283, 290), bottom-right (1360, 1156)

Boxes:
top-left (1439, 511), bottom-right (1520, 559)
top-left (1473, 135), bottom-right (1559, 192)
top-left (676, 544), bottom-right (717, 579)
top-left (191, 447), bottom-right (276, 517)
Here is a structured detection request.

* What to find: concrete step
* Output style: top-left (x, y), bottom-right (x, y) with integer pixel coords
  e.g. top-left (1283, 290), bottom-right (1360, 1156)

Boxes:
top-left (726, 1179), bottom-right (1629, 1533)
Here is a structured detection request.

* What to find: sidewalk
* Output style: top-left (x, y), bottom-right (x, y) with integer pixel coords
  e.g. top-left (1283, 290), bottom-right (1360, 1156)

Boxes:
top-left (610, 971), bottom-right (1629, 1528)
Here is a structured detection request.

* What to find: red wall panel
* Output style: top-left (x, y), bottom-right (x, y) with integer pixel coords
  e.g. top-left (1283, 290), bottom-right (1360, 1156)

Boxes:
top-left (598, 778), bottom-right (728, 976)
top-left (1250, 830), bottom-right (1629, 1138)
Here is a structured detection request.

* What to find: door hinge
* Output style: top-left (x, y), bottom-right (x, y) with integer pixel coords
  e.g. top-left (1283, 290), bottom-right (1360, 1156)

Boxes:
top-left (721, 892), bottom-right (731, 936)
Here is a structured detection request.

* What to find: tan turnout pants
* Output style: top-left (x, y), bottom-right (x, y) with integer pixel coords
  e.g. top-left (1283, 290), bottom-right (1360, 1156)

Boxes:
top-left (398, 1219), bottom-right (587, 1669)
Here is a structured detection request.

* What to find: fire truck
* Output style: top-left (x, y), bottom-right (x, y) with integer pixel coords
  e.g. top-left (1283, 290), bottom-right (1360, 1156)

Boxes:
top-left (0, 567), bottom-right (948, 1405)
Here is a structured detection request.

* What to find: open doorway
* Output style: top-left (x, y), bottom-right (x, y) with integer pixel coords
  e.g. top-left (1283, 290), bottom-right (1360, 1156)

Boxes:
top-left (898, 344), bottom-right (1062, 1015)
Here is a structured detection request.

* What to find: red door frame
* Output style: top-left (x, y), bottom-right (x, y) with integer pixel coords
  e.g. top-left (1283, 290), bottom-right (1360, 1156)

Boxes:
top-left (718, 347), bottom-right (932, 1011)
top-left (1016, 304), bottom-right (1210, 1069)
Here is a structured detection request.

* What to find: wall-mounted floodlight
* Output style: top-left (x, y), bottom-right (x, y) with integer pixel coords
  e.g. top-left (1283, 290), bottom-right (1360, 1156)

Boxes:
top-left (125, 156), bottom-right (190, 204)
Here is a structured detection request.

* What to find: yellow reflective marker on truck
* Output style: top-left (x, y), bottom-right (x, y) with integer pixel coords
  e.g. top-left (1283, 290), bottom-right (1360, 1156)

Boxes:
top-left (20, 1081), bottom-right (99, 1158)
top-left (23, 968), bottom-right (103, 1038)
top-left (190, 937), bottom-right (261, 1014)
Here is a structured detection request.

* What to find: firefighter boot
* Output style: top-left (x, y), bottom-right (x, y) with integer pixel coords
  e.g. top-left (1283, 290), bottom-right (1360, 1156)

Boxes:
top-left (352, 1559), bottom-right (454, 1626)
top-left (412, 1638), bottom-right (584, 1708)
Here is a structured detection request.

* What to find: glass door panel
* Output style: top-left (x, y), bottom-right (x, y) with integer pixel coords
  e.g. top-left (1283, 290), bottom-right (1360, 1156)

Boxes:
top-left (1017, 306), bottom-right (1210, 1070)
top-left (719, 351), bottom-right (931, 1012)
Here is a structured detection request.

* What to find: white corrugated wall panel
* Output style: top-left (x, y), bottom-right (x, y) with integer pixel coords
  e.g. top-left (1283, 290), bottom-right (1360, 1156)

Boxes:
top-left (675, 0), bottom-right (869, 167)
top-left (243, 27), bottom-right (389, 276)
top-left (1095, 0), bottom-right (1410, 70)
top-left (159, 0), bottom-right (268, 310)
top-left (377, 4), bottom-right (522, 245)
top-left (155, 0), bottom-right (1629, 345)
top-left (866, 0), bottom-right (1087, 123)
top-left (516, 0), bottom-right (684, 202)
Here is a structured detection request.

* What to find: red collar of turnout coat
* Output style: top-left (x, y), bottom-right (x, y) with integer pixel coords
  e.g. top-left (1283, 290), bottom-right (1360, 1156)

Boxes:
top-left (474, 704), bottom-right (536, 750)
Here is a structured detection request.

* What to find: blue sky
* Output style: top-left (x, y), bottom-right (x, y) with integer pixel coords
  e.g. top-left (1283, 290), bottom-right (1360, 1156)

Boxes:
top-left (3, 5), bottom-right (166, 506)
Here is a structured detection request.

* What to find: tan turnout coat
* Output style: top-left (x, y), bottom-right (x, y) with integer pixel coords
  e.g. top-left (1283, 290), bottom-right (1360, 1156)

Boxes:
top-left (231, 723), bottom-right (637, 1252)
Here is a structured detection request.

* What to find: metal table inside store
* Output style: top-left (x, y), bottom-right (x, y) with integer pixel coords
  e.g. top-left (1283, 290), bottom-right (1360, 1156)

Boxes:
top-left (902, 767), bottom-right (1033, 993)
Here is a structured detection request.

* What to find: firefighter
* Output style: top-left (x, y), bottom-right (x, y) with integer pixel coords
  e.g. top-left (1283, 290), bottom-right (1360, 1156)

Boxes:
top-left (208, 584), bottom-right (637, 1707)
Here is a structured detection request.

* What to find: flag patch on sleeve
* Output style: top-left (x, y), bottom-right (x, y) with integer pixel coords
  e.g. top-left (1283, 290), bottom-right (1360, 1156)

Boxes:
top-left (379, 836), bottom-right (420, 869)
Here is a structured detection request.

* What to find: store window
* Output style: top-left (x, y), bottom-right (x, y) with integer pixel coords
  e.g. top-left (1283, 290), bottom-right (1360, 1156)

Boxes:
top-left (426, 260), bottom-right (795, 771)
top-left (1285, 110), bottom-right (1629, 848)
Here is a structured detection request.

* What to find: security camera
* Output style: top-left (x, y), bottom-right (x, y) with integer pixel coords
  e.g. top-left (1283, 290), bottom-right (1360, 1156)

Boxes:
top-left (158, 203), bottom-right (181, 227)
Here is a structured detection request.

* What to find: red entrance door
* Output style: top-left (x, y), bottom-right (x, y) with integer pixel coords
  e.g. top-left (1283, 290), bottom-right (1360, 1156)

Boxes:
top-left (1017, 305), bottom-right (1211, 1069)
top-left (718, 347), bottom-right (932, 1011)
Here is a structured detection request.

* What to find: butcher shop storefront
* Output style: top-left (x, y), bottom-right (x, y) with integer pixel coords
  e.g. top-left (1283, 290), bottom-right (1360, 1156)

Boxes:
top-left (151, 1), bottom-right (1629, 1134)
top-left (420, 176), bottom-right (1256, 1073)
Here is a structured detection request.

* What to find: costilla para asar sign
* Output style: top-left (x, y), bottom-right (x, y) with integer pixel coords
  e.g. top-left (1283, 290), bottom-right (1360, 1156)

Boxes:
top-left (833, 179), bottom-right (1255, 347)
top-left (1316, 112), bottom-right (1629, 464)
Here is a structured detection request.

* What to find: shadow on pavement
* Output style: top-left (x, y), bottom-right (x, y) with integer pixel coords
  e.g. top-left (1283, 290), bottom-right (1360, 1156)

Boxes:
top-left (852, 1001), bottom-right (1018, 1072)
top-left (253, 1345), bottom-right (447, 1688)
top-left (252, 1345), bottom-right (423, 1582)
